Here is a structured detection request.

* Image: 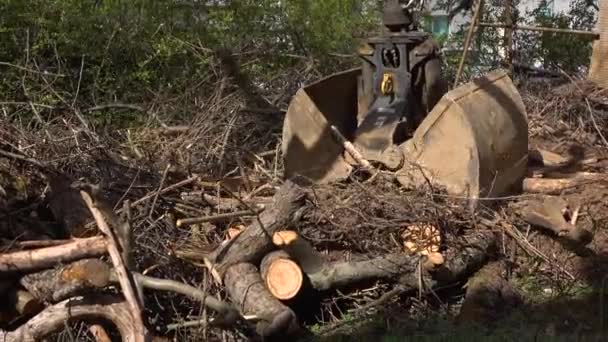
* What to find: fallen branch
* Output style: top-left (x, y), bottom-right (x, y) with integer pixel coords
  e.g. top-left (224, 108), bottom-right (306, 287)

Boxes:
top-left (0, 236), bottom-right (107, 274)
top-left (20, 258), bottom-right (239, 323)
top-left (81, 191), bottom-right (147, 340)
top-left (176, 208), bottom-right (264, 228)
top-left (274, 230), bottom-right (496, 292)
top-left (523, 173), bottom-right (607, 194)
top-left (0, 295), bottom-right (136, 342)
top-left (260, 250), bottom-right (303, 301)
top-left (20, 259), bottom-right (113, 302)
top-left (204, 180), bottom-right (306, 284)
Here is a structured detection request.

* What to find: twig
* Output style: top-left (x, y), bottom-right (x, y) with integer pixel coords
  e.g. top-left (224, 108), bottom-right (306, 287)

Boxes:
top-left (80, 191), bottom-right (147, 340)
top-left (571, 205), bottom-right (582, 225)
top-left (329, 125), bottom-right (372, 169)
top-left (126, 175), bottom-right (199, 211)
top-left (0, 148), bottom-right (47, 169)
top-left (500, 221), bottom-right (575, 280)
top-left (0, 61), bottom-right (65, 77)
top-left (125, 273), bottom-right (239, 323)
top-left (85, 103), bottom-right (147, 113)
top-left (176, 208), bottom-right (264, 227)
top-left (149, 163), bottom-right (171, 218)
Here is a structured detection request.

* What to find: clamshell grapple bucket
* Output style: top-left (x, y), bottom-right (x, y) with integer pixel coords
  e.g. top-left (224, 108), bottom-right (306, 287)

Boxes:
top-left (281, 69), bottom-right (528, 199)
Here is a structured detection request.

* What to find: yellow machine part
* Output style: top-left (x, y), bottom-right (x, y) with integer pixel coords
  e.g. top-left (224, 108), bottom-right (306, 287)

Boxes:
top-left (281, 69), bottom-right (529, 199)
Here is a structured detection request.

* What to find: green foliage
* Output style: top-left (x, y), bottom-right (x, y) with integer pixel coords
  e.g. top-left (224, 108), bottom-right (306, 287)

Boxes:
top-left (522, 0), bottom-right (597, 72)
top-left (0, 0), bottom-right (380, 127)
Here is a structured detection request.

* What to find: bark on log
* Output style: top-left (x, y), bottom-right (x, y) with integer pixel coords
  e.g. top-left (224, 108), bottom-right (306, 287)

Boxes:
top-left (0, 295), bottom-right (136, 342)
top-left (260, 250), bottom-right (303, 301)
top-left (20, 259), bottom-right (112, 302)
top-left (224, 263), bottom-right (298, 339)
top-left (0, 236), bottom-right (107, 274)
top-left (204, 180), bottom-right (306, 283)
top-left (20, 258), bottom-right (239, 323)
top-left (282, 232), bottom-right (496, 291)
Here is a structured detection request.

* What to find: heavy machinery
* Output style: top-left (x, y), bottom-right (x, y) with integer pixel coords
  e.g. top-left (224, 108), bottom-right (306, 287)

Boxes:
top-left (281, 0), bottom-right (529, 201)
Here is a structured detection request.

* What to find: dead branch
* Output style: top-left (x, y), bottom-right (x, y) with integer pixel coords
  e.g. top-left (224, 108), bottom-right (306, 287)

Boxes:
top-left (0, 295), bottom-right (136, 342)
top-left (81, 191), bottom-right (147, 340)
top-left (275, 230), bottom-right (495, 292)
top-left (19, 258), bottom-right (239, 323)
top-left (129, 273), bottom-right (240, 324)
top-left (204, 180), bottom-right (306, 284)
top-left (176, 208), bottom-right (264, 227)
top-left (523, 173), bottom-right (607, 194)
top-left (20, 259), bottom-right (112, 302)
top-left (0, 236), bottom-right (107, 273)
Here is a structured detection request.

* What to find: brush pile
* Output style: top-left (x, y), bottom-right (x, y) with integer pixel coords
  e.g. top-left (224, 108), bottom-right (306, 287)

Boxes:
top-left (1, 75), bottom-right (608, 342)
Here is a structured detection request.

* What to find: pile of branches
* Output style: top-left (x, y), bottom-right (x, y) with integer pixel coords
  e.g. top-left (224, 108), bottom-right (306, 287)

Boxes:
top-left (1, 67), bottom-right (608, 341)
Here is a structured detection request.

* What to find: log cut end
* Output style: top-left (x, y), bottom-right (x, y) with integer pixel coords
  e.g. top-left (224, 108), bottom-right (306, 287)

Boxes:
top-left (272, 230), bottom-right (298, 246)
top-left (265, 258), bottom-right (303, 301)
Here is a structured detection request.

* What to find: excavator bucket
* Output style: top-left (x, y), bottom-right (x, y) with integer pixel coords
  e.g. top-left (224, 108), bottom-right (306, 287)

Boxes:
top-left (282, 69), bottom-right (528, 199)
top-left (396, 70), bottom-right (529, 199)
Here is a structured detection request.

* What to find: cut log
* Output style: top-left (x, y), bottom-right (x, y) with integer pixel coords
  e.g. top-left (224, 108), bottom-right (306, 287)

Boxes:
top-left (204, 180), bottom-right (306, 284)
top-left (280, 231), bottom-right (495, 292)
top-left (0, 236), bottom-right (107, 274)
top-left (272, 231), bottom-right (324, 275)
top-left (517, 196), bottom-right (593, 246)
top-left (0, 295), bottom-right (136, 342)
top-left (260, 250), bottom-right (303, 301)
top-left (20, 259), bottom-right (112, 302)
top-left (224, 263), bottom-right (299, 338)
top-left (7, 288), bottom-right (44, 316)
top-left (523, 174), bottom-right (607, 195)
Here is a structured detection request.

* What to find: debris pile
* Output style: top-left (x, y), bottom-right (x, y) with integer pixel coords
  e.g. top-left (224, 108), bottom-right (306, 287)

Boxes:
top-left (0, 79), bottom-right (607, 341)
